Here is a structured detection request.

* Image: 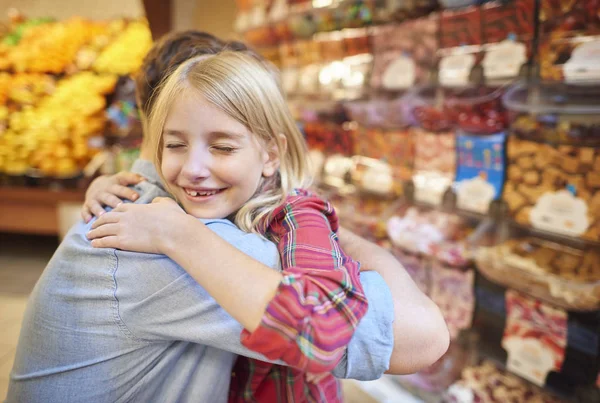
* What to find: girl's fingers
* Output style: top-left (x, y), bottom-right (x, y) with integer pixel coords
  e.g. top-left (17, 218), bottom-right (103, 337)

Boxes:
top-left (87, 200), bottom-right (106, 219)
top-left (90, 211), bottom-right (122, 229)
top-left (90, 236), bottom-right (121, 249)
top-left (87, 223), bottom-right (121, 240)
top-left (99, 192), bottom-right (124, 209)
top-left (116, 171), bottom-right (144, 186)
top-left (108, 184), bottom-right (140, 202)
top-left (81, 206), bottom-right (92, 223)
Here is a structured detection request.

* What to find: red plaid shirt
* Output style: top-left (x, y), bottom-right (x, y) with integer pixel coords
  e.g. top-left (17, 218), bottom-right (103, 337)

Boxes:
top-left (228, 190), bottom-right (369, 403)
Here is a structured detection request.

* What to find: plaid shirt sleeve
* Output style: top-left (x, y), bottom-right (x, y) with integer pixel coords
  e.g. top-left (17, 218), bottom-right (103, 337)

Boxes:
top-left (240, 192), bottom-right (369, 373)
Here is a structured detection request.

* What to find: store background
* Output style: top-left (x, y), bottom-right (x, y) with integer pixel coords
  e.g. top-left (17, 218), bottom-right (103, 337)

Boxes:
top-left (1, 0), bottom-right (600, 401)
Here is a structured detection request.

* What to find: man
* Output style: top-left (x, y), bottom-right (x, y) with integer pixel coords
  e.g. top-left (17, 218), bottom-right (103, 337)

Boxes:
top-left (8, 31), bottom-right (448, 402)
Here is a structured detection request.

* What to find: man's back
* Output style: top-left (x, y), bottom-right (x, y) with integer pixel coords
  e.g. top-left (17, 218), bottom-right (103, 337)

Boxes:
top-left (7, 161), bottom-right (281, 403)
top-left (8, 222), bottom-right (238, 402)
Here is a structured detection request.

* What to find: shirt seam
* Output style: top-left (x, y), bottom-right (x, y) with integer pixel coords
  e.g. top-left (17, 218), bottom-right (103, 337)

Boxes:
top-left (109, 249), bottom-right (144, 342)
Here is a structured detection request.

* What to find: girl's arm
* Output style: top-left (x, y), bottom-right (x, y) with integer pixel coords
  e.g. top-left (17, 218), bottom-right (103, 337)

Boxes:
top-left (88, 196), bottom-right (368, 372)
top-left (239, 195), bottom-right (368, 372)
top-left (337, 227), bottom-right (450, 374)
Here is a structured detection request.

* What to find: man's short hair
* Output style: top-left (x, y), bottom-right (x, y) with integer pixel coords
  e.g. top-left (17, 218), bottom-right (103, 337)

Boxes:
top-left (134, 31), bottom-right (226, 118)
top-left (134, 30), bottom-right (280, 125)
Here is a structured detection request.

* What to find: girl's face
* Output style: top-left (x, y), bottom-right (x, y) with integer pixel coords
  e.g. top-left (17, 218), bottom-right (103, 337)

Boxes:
top-left (161, 93), bottom-right (278, 219)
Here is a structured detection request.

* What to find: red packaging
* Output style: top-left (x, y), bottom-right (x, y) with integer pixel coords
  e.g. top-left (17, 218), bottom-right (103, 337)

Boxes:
top-left (440, 6), bottom-right (483, 48)
top-left (502, 290), bottom-right (568, 387)
top-left (304, 121), bottom-right (355, 156)
top-left (539, 0), bottom-right (600, 36)
top-left (482, 0), bottom-right (535, 44)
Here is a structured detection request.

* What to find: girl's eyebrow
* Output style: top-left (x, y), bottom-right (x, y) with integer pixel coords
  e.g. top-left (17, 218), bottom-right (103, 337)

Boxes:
top-left (163, 129), bottom-right (185, 137)
top-left (209, 131), bottom-right (246, 141)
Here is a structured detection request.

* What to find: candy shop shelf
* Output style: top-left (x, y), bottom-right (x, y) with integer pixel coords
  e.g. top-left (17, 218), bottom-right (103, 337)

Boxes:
top-left (475, 232), bottom-right (600, 312)
top-left (0, 186), bottom-right (85, 236)
top-left (236, 0), bottom-right (364, 34)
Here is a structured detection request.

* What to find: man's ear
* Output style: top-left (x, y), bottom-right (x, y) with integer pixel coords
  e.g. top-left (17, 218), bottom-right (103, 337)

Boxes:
top-left (262, 133), bottom-right (287, 177)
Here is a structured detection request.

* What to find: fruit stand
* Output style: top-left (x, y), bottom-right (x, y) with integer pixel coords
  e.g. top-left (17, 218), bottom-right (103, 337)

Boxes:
top-left (0, 13), bottom-right (152, 235)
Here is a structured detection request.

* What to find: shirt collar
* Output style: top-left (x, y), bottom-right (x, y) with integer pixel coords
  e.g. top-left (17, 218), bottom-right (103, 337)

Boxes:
top-left (130, 159), bottom-right (164, 190)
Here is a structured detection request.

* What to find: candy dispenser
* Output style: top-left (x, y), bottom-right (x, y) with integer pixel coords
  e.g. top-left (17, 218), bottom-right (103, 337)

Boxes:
top-left (503, 83), bottom-right (600, 242)
top-left (444, 86), bottom-right (508, 134)
top-left (370, 14), bottom-right (438, 91)
top-left (502, 290), bottom-right (568, 387)
top-left (438, 6), bottom-right (484, 88)
top-left (402, 86), bottom-right (457, 206)
top-left (430, 261), bottom-right (476, 339)
top-left (413, 126), bottom-right (456, 206)
top-left (444, 360), bottom-right (564, 402)
top-left (538, 0), bottom-right (600, 85)
top-left (379, 0), bottom-right (438, 23)
top-left (481, 0), bottom-right (535, 85)
top-left (476, 234), bottom-right (600, 311)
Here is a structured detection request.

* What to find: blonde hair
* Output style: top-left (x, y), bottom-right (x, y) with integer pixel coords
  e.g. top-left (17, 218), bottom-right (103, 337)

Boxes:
top-left (148, 51), bottom-right (312, 234)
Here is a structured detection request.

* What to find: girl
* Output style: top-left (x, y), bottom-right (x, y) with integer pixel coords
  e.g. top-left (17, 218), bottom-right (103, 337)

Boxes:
top-left (88, 50), bottom-right (368, 402)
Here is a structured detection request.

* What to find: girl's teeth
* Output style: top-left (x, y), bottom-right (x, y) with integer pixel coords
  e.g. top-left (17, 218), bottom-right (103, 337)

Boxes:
top-left (186, 189), bottom-right (218, 197)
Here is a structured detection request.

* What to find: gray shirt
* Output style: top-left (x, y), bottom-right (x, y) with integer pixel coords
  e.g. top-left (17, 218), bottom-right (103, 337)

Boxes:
top-left (7, 160), bottom-right (394, 403)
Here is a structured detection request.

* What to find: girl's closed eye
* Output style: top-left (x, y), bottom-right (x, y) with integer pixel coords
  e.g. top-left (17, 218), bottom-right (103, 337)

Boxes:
top-left (165, 143), bottom-right (186, 150)
top-left (212, 145), bottom-right (238, 153)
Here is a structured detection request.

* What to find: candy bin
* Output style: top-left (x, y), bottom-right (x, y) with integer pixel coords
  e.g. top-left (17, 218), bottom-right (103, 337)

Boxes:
top-left (302, 118), bottom-right (354, 158)
top-left (476, 232), bottom-right (600, 311)
top-left (412, 126), bottom-right (456, 207)
top-left (444, 86), bottom-right (508, 134)
top-left (539, 0), bottom-right (600, 37)
top-left (345, 100), bottom-right (415, 187)
top-left (538, 33), bottom-right (600, 85)
top-left (404, 86), bottom-right (456, 207)
top-left (454, 131), bottom-right (506, 214)
top-left (438, 6), bottom-right (484, 88)
top-left (327, 187), bottom-right (398, 243)
top-left (386, 205), bottom-right (475, 266)
top-left (370, 14), bottom-right (438, 91)
top-left (443, 87), bottom-right (508, 214)
top-left (382, 0), bottom-right (438, 23)
top-left (386, 204), bottom-right (488, 340)
top-left (538, 0), bottom-right (600, 85)
top-left (481, 0), bottom-right (535, 84)
top-left (502, 290), bottom-right (569, 387)
top-left (445, 360), bottom-right (564, 402)
top-left (502, 83), bottom-right (600, 241)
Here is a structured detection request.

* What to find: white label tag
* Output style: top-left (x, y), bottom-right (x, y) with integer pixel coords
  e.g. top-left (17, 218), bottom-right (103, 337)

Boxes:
top-left (439, 53), bottom-right (476, 87)
top-left (529, 190), bottom-right (590, 237)
top-left (456, 176), bottom-right (496, 214)
top-left (382, 55), bottom-right (416, 90)
top-left (447, 384), bottom-right (474, 403)
top-left (360, 163), bottom-right (393, 194)
top-left (413, 171), bottom-right (452, 206)
top-left (564, 38), bottom-right (600, 83)
top-left (483, 40), bottom-right (527, 79)
top-left (503, 338), bottom-right (555, 386)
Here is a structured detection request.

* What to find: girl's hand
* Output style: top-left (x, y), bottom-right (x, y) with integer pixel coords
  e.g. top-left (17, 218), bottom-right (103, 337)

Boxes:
top-left (81, 171), bottom-right (144, 223)
top-left (86, 197), bottom-right (187, 254)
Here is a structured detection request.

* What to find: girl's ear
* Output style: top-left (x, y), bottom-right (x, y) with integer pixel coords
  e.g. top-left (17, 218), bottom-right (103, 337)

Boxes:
top-left (262, 133), bottom-right (287, 178)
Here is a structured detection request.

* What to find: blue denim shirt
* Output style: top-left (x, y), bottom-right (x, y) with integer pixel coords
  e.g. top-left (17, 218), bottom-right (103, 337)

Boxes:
top-left (7, 160), bottom-right (393, 403)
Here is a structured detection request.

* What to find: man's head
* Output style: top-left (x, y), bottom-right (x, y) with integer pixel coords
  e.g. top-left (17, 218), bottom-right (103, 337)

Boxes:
top-left (135, 31), bottom-right (225, 120)
top-left (134, 30), bottom-right (277, 123)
